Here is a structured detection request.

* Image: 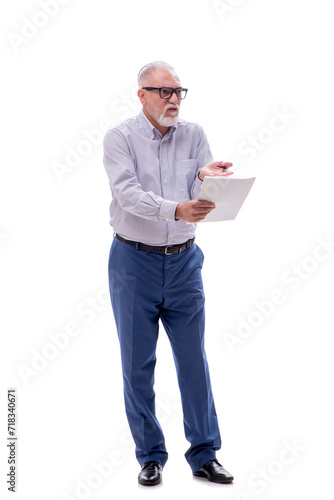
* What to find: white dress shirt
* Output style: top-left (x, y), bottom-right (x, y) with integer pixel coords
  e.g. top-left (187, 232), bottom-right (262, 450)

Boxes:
top-left (103, 109), bottom-right (213, 245)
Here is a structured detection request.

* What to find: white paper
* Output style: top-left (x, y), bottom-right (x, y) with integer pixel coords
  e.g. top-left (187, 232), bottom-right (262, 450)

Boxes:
top-left (198, 176), bottom-right (256, 222)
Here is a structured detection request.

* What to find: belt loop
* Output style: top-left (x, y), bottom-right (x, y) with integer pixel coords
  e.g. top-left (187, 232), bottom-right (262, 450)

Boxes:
top-left (135, 242), bottom-right (139, 250)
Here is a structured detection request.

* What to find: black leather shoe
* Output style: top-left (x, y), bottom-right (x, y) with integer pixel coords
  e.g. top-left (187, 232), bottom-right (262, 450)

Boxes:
top-left (138, 461), bottom-right (162, 486)
top-left (193, 459), bottom-right (234, 483)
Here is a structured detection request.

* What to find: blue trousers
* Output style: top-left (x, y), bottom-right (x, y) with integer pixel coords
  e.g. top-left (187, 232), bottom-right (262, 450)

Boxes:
top-left (108, 237), bottom-right (221, 473)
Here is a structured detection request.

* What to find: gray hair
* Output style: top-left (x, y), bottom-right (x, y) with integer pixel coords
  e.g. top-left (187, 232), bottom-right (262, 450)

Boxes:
top-left (137, 61), bottom-right (176, 87)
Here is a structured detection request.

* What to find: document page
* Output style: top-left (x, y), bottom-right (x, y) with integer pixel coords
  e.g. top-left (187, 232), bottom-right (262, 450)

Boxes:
top-left (198, 176), bottom-right (256, 222)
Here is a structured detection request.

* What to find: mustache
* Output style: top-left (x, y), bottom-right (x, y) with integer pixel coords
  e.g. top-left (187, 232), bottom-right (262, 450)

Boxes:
top-left (164, 104), bottom-right (179, 112)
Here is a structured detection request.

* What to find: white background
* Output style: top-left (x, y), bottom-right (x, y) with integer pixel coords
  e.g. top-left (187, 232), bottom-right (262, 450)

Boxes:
top-left (1, 0), bottom-right (334, 499)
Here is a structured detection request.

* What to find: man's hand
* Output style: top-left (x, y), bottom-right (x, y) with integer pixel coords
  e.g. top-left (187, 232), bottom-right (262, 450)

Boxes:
top-left (175, 200), bottom-right (216, 223)
top-left (198, 161), bottom-right (233, 181)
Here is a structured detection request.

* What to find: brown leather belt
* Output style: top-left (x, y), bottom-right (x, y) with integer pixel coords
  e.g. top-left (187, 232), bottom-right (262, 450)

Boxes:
top-left (115, 233), bottom-right (195, 255)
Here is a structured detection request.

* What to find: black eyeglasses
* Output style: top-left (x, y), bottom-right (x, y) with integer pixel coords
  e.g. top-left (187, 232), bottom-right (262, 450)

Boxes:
top-left (141, 87), bottom-right (188, 100)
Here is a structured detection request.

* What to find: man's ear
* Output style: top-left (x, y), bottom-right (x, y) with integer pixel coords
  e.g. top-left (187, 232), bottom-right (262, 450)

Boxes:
top-left (137, 88), bottom-right (146, 105)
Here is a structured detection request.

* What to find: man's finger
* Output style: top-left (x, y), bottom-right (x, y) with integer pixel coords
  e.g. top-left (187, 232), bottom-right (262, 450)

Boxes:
top-left (216, 162), bottom-right (233, 168)
top-left (195, 207), bottom-right (215, 216)
top-left (194, 201), bottom-right (216, 208)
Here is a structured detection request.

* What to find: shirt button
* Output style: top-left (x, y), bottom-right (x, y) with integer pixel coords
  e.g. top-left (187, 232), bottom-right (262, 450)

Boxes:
top-left (164, 179), bottom-right (167, 183)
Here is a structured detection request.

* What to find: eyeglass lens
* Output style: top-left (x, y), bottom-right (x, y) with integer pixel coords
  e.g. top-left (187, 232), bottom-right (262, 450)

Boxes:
top-left (160, 88), bottom-right (187, 99)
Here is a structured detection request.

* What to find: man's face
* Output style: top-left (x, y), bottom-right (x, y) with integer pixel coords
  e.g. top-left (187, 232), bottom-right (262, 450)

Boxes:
top-left (138, 69), bottom-right (182, 129)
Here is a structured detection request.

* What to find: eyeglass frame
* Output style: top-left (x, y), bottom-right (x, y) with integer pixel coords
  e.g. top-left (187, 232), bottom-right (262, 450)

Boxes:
top-left (141, 87), bottom-right (188, 100)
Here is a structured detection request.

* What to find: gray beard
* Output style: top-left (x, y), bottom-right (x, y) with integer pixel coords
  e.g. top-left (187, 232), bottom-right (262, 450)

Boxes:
top-left (158, 113), bottom-right (179, 127)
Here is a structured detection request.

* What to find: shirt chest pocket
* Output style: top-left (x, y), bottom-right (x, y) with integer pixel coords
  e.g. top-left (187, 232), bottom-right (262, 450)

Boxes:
top-left (175, 159), bottom-right (198, 198)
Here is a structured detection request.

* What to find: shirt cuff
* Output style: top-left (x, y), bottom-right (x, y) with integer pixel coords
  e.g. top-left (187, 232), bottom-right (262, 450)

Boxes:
top-left (159, 200), bottom-right (179, 222)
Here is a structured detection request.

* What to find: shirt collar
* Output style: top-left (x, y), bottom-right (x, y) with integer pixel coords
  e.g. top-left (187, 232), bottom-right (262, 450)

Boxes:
top-left (138, 109), bottom-right (177, 140)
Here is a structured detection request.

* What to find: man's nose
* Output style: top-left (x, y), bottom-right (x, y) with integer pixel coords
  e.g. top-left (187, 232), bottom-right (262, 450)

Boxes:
top-left (168, 92), bottom-right (179, 104)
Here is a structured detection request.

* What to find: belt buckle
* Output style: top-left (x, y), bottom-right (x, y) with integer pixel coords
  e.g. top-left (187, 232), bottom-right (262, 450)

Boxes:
top-left (165, 245), bottom-right (175, 255)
